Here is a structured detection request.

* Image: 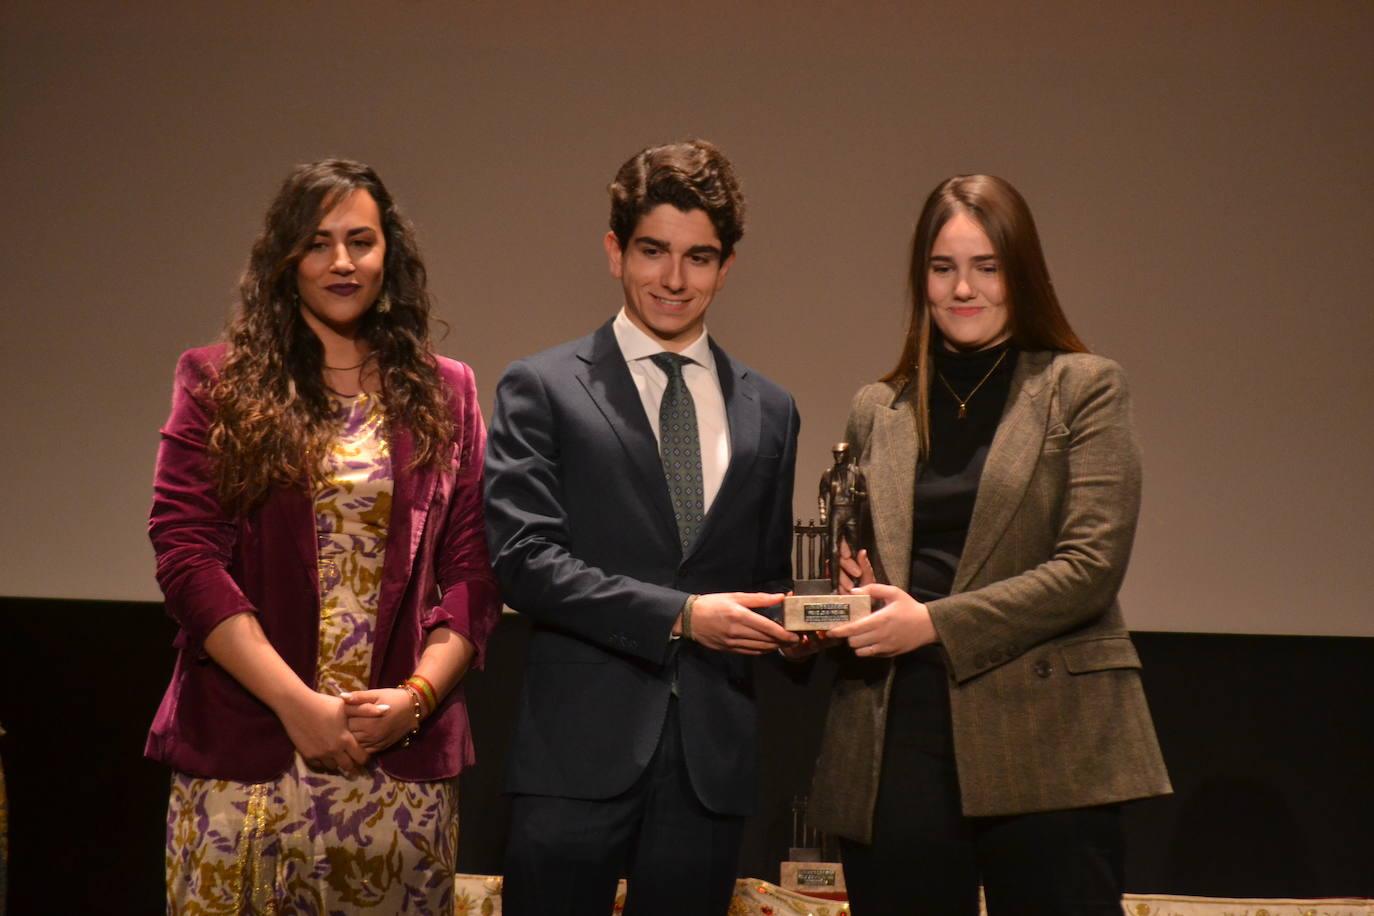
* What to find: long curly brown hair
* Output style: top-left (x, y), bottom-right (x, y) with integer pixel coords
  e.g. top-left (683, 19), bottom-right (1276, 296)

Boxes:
top-left (206, 159), bottom-right (453, 510)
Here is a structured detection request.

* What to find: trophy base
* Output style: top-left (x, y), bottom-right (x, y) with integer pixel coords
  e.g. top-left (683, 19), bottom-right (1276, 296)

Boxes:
top-left (783, 592), bottom-right (872, 632)
top-left (779, 860), bottom-right (847, 896)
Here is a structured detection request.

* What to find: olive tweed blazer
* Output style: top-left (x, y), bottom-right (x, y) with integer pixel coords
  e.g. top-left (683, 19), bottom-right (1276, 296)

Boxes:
top-left (808, 350), bottom-right (1171, 842)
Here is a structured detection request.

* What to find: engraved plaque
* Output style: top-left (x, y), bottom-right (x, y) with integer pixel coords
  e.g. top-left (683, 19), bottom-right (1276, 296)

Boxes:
top-left (796, 866), bottom-right (839, 888)
top-left (779, 861), bottom-right (848, 896)
top-left (783, 592), bottom-right (872, 631)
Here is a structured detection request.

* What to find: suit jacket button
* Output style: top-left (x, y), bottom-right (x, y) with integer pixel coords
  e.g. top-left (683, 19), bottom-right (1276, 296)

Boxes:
top-left (1033, 660), bottom-right (1053, 678)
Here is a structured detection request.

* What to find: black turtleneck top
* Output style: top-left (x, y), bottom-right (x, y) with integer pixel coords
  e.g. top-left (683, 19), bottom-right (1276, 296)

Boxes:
top-left (892, 342), bottom-right (1017, 755)
top-left (908, 342), bottom-right (1018, 604)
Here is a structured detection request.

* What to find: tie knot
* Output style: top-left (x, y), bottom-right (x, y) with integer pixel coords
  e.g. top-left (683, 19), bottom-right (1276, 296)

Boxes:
top-left (649, 352), bottom-right (692, 379)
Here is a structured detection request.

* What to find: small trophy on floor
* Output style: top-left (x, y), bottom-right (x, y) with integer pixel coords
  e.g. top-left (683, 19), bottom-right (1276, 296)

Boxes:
top-left (783, 442), bottom-right (873, 631)
top-left (779, 794), bottom-right (847, 898)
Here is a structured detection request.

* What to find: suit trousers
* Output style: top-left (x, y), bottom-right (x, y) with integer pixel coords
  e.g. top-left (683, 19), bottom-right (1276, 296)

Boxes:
top-left (839, 662), bottom-right (1124, 916)
top-left (502, 696), bottom-right (745, 916)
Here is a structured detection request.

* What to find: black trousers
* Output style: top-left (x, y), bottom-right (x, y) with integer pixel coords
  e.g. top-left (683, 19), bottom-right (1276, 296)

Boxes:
top-left (502, 698), bottom-right (745, 916)
top-left (840, 660), bottom-right (1125, 916)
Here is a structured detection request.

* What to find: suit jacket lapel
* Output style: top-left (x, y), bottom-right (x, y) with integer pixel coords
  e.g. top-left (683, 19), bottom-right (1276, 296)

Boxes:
top-left (696, 341), bottom-right (759, 557)
top-left (953, 350), bottom-right (1054, 592)
top-left (575, 322), bottom-right (680, 542)
top-left (375, 424), bottom-right (437, 660)
top-left (868, 386), bottom-right (918, 593)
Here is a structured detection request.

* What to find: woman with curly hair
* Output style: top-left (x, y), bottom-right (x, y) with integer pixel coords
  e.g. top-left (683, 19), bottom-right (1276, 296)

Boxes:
top-left (146, 159), bottom-right (501, 913)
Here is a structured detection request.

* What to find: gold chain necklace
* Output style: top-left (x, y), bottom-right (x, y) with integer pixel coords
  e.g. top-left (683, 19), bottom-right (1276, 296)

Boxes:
top-left (936, 349), bottom-right (1008, 419)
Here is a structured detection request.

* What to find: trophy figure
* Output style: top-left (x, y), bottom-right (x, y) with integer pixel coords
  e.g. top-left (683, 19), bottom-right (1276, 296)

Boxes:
top-left (820, 441), bottom-right (866, 593)
top-left (783, 442), bottom-right (874, 631)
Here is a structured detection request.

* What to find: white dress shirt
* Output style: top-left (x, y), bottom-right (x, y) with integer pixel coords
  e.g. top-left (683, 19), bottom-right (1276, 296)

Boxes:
top-left (612, 309), bottom-right (731, 514)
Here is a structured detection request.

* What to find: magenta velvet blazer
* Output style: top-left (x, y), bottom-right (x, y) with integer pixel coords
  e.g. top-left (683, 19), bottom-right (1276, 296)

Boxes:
top-left (144, 345), bottom-right (501, 782)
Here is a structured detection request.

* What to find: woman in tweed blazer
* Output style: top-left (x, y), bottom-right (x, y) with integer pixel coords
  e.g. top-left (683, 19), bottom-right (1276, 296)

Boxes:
top-left (805, 175), bottom-right (1170, 915)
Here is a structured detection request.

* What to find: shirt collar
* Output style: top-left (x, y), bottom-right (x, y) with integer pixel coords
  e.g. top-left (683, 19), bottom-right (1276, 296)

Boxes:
top-left (612, 308), bottom-right (713, 367)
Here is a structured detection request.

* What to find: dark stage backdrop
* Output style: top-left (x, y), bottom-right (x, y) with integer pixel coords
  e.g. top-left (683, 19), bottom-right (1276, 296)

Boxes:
top-left (3, 1), bottom-right (1374, 636)
top-left (2, 599), bottom-right (1370, 914)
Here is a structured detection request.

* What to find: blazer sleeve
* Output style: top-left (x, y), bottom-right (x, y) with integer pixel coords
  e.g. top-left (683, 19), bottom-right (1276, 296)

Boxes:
top-left (148, 348), bottom-right (256, 656)
top-left (421, 360), bottom-right (503, 667)
top-left (929, 357), bottom-right (1143, 683)
top-left (483, 357), bottom-right (689, 665)
top-left (755, 396), bottom-right (801, 595)
top-left (843, 382), bottom-right (890, 457)
top-left (841, 382), bottom-right (889, 572)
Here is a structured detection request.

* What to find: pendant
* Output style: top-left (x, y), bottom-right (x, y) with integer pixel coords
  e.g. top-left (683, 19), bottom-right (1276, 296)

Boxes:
top-left (957, 403), bottom-right (968, 419)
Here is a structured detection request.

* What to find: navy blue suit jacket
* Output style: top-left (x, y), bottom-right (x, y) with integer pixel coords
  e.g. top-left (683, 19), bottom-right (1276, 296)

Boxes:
top-left (484, 319), bottom-right (799, 815)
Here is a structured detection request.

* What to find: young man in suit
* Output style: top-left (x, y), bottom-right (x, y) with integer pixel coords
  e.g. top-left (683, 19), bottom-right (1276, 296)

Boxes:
top-left (484, 139), bottom-right (801, 914)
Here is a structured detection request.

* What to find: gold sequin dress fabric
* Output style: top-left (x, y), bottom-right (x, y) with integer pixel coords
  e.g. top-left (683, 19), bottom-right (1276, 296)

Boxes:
top-left (165, 393), bottom-right (458, 915)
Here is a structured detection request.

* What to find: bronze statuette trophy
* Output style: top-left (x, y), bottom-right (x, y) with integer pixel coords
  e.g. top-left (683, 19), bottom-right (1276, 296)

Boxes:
top-left (784, 442), bottom-right (874, 631)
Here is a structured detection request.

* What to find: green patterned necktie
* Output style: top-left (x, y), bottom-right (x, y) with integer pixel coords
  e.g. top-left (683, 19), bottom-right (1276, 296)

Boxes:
top-left (650, 352), bottom-right (704, 553)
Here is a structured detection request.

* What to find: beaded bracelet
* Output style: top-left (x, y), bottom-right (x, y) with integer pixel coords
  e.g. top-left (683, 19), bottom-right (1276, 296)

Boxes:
top-left (398, 683), bottom-right (424, 748)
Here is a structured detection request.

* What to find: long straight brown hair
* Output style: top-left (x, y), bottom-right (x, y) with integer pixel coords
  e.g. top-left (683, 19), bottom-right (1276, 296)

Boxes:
top-left (882, 174), bottom-right (1088, 455)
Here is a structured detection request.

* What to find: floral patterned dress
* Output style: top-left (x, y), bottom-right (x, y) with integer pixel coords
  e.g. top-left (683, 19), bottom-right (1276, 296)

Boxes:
top-left (165, 393), bottom-right (458, 915)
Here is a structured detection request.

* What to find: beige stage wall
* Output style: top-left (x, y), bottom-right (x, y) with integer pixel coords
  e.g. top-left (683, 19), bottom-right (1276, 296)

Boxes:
top-left (2, 1), bottom-right (1371, 636)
